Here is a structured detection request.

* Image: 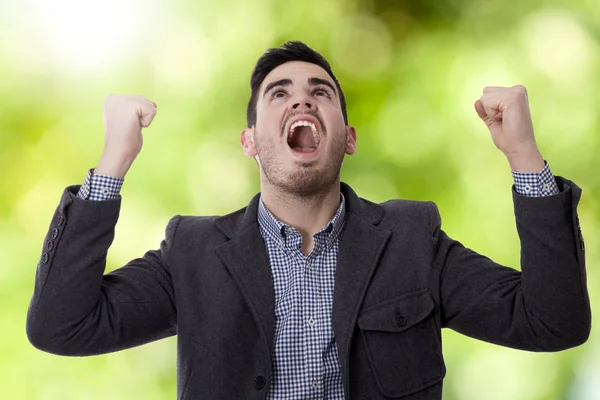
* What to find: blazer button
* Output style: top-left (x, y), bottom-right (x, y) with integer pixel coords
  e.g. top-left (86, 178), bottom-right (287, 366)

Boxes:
top-left (46, 240), bottom-right (54, 251)
top-left (51, 228), bottom-right (59, 240)
top-left (395, 310), bottom-right (407, 327)
top-left (42, 252), bottom-right (49, 264)
top-left (57, 215), bottom-right (64, 226)
top-left (254, 375), bottom-right (266, 390)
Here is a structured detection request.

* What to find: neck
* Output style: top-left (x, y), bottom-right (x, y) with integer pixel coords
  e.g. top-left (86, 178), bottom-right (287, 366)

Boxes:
top-left (260, 178), bottom-right (342, 254)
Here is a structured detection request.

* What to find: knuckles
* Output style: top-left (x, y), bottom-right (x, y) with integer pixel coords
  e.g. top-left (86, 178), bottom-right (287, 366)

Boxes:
top-left (509, 85), bottom-right (528, 103)
top-left (480, 85), bottom-right (529, 105)
top-left (482, 85), bottom-right (528, 94)
top-left (512, 84), bottom-right (527, 95)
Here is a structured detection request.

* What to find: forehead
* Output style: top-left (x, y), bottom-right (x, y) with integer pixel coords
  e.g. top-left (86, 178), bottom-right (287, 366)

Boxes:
top-left (260, 61), bottom-right (334, 91)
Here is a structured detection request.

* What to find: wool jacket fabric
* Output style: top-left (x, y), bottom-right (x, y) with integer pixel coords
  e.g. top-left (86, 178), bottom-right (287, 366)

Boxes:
top-left (26, 178), bottom-right (590, 399)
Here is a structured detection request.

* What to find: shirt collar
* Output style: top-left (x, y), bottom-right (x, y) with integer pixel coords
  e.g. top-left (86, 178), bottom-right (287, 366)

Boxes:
top-left (257, 193), bottom-right (346, 243)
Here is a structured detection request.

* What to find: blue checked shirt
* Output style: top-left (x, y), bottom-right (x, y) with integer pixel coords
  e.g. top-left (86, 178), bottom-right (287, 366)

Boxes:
top-left (76, 161), bottom-right (559, 398)
top-left (257, 196), bottom-right (346, 398)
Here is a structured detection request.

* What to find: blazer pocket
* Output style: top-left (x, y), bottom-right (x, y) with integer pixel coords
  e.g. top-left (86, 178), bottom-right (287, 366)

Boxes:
top-left (357, 289), bottom-right (446, 398)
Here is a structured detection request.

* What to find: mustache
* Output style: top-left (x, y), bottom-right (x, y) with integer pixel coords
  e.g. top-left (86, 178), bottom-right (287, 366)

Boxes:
top-left (280, 110), bottom-right (326, 137)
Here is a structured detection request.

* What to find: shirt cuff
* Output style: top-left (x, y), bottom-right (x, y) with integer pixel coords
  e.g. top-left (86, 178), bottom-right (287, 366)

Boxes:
top-left (76, 168), bottom-right (124, 200)
top-left (512, 160), bottom-right (559, 197)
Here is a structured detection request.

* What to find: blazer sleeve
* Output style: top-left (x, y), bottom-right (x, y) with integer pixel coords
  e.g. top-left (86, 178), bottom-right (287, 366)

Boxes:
top-left (26, 185), bottom-right (179, 356)
top-left (434, 176), bottom-right (590, 351)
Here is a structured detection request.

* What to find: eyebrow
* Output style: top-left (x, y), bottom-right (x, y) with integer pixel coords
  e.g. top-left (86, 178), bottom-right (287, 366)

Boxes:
top-left (263, 79), bottom-right (292, 98)
top-left (308, 77), bottom-right (336, 95)
top-left (262, 77), bottom-right (337, 98)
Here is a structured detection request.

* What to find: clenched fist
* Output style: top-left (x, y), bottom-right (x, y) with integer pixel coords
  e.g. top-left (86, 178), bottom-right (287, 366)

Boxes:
top-left (95, 95), bottom-right (157, 178)
top-left (475, 85), bottom-right (544, 172)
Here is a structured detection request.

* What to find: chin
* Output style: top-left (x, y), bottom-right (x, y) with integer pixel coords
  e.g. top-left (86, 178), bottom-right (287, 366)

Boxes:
top-left (281, 166), bottom-right (339, 195)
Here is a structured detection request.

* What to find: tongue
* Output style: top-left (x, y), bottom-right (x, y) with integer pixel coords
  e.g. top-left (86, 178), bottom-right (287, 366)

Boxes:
top-left (289, 126), bottom-right (317, 152)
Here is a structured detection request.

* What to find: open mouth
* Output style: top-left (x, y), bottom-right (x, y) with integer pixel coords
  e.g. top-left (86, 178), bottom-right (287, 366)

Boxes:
top-left (287, 119), bottom-right (320, 153)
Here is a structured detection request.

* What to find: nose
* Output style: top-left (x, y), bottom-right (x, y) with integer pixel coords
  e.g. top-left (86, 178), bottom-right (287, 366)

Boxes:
top-left (292, 101), bottom-right (312, 111)
top-left (291, 91), bottom-right (316, 113)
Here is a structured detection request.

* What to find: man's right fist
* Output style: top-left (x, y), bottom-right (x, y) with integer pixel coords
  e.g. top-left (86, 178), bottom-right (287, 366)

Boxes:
top-left (95, 95), bottom-right (157, 179)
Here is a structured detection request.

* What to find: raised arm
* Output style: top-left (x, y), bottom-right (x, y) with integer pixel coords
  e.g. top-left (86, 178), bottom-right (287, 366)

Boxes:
top-left (26, 95), bottom-right (178, 356)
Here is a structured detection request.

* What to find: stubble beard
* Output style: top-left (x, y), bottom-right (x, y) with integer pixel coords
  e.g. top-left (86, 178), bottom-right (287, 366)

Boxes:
top-left (255, 129), bottom-right (347, 197)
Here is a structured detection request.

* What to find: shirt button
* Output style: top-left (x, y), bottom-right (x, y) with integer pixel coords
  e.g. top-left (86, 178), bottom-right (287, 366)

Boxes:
top-left (543, 183), bottom-right (550, 192)
top-left (524, 184), bottom-right (531, 193)
top-left (306, 261), bottom-right (312, 269)
top-left (101, 187), bottom-right (109, 195)
top-left (312, 380), bottom-right (321, 389)
top-left (279, 241), bottom-right (284, 249)
top-left (308, 318), bottom-right (316, 326)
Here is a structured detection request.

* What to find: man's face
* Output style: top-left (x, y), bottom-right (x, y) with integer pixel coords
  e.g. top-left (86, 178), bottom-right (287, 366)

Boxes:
top-left (241, 61), bottom-right (356, 195)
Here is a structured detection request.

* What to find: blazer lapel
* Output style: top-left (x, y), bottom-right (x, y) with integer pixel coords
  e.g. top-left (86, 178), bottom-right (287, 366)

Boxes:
top-left (333, 184), bottom-right (392, 395)
top-left (215, 195), bottom-right (276, 367)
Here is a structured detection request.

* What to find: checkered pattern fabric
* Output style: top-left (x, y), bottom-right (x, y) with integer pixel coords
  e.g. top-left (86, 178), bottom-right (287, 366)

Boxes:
top-left (257, 197), bottom-right (346, 399)
top-left (511, 161), bottom-right (559, 196)
top-left (73, 159), bottom-right (559, 398)
top-left (77, 169), bottom-right (123, 200)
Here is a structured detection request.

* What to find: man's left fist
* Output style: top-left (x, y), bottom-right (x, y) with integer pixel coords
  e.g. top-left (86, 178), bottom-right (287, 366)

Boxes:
top-left (475, 85), bottom-right (538, 158)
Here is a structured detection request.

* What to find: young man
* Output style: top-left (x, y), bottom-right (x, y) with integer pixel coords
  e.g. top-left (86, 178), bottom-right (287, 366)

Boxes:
top-left (27, 41), bottom-right (590, 399)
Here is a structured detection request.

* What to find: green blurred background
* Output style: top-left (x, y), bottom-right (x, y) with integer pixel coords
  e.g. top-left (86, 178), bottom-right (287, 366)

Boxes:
top-left (1, 0), bottom-right (598, 398)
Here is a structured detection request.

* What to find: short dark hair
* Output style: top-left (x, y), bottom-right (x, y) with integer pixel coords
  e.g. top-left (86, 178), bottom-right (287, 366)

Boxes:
top-left (246, 41), bottom-right (348, 127)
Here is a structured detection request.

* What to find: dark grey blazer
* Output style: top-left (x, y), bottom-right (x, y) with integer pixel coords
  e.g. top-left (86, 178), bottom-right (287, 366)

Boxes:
top-left (26, 178), bottom-right (590, 399)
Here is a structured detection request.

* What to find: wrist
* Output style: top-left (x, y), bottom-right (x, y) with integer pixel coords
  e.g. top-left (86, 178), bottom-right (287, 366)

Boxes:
top-left (506, 149), bottom-right (545, 173)
top-left (95, 152), bottom-right (135, 179)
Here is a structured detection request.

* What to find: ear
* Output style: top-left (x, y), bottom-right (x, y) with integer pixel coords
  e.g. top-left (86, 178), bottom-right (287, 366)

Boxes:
top-left (241, 127), bottom-right (258, 157)
top-left (345, 125), bottom-right (357, 155)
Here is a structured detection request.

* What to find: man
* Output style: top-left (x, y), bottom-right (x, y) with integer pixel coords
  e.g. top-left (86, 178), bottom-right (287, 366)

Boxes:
top-left (26, 41), bottom-right (590, 399)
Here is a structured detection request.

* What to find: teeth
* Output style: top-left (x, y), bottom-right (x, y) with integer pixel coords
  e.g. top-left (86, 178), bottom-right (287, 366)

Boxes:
top-left (289, 120), bottom-right (320, 144)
